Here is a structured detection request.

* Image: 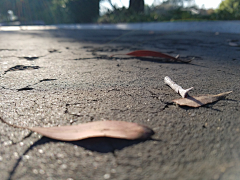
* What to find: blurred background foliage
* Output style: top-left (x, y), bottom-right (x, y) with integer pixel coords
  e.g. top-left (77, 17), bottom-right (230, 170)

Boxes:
top-left (216, 0), bottom-right (240, 19)
top-left (0, 0), bottom-right (239, 25)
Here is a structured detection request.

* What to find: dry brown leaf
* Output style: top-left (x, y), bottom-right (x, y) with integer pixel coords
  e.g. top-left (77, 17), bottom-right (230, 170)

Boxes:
top-left (172, 91), bottom-right (232, 107)
top-left (229, 42), bottom-right (239, 47)
top-left (27, 120), bottom-right (154, 141)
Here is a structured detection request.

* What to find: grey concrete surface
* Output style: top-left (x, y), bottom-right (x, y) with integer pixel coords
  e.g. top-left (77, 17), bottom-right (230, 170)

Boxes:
top-left (1, 21), bottom-right (240, 34)
top-left (57, 21), bottom-right (240, 34)
top-left (0, 29), bottom-right (240, 180)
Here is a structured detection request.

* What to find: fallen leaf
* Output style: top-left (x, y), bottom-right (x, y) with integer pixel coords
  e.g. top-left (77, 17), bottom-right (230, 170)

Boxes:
top-left (112, 50), bottom-right (191, 63)
top-left (172, 91), bottom-right (232, 107)
top-left (27, 120), bottom-right (154, 141)
top-left (229, 42), bottom-right (239, 47)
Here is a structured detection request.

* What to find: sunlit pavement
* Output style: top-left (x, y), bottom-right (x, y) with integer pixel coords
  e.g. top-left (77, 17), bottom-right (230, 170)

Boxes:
top-left (0, 25), bottom-right (57, 31)
top-left (1, 20), bottom-right (240, 33)
top-left (0, 27), bottom-right (240, 180)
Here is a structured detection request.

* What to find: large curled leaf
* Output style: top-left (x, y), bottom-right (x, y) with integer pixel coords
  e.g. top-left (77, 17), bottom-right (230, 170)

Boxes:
top-left (112, 50), bottom-right (191, 63)
top-left (27, 120), bottom-right (154, 141)
top-left (173, 91), bottom-right (232, 107)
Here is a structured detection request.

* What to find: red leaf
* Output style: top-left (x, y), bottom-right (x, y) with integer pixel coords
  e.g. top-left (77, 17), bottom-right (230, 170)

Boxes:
top-left (127, 50), bottom-right (177, 59)
top-left (112, 50), bottom-right (191, 63)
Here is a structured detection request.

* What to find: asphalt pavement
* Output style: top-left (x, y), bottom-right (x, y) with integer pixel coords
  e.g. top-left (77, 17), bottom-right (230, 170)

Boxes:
top-left (0, 28), bottom-right (240, 180)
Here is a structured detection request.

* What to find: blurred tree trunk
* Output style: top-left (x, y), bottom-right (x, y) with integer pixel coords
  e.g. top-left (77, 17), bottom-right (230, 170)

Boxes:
top-left (67, 0), bottom-right (100, 23)
top-left (129, 0), bottom-right (144, 13)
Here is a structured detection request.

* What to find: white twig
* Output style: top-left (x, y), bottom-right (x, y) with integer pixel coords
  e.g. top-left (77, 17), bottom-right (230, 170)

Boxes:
top-left (164, 76), bottom-right (193, 98)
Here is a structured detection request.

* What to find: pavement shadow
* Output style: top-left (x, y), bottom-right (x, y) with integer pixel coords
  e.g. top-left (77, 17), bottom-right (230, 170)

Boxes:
top-left (8, 136), bottom-right (149, 180)
top-left (15, 30), bottom-right (203, 66)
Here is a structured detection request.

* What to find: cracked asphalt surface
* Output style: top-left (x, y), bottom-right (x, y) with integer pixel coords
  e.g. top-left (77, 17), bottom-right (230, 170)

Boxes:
top-left (0, 29), bottom-right (240, 180)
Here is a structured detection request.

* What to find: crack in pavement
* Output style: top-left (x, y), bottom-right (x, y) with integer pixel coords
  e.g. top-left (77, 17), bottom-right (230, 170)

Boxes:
top-left (1, 79), bottom-right (57, 91)
top-left (64, 103), bottom-right (96, 122)
top-left (0, 49), bottom-right (18, 51)
top-left (16, 79), bottom-right (57, 91)
top-left (3, 65), bottom-right (40, 75)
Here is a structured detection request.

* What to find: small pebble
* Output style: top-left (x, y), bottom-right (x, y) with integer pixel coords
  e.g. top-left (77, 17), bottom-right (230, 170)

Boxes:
top-left (103, 174), bottom-right (110, 179)
top-left (4, 140), bottom-right (12, 146)
top-left (13, 152), bottom-right (19, 158)
top-left (32, 169), bottom-right (38, 174)
top-left (95, 156), bottom-right (102, 161)
top-left (61, 164), bottom-right (67, 169)
top-left (24, 155), bottom-right (30, 160)
top-left (57, 154), bottom-right (64, 158)
top-left (29, 141), bottom-right (34, 145)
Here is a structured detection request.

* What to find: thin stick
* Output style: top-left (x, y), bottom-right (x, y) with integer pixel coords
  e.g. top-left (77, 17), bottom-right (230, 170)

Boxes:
top-left (164, 76), bottom-right (193, 98)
